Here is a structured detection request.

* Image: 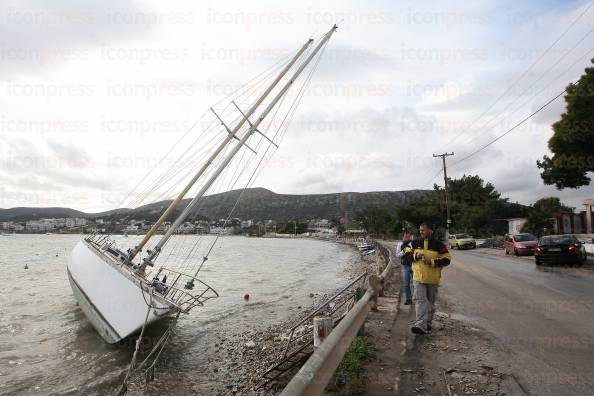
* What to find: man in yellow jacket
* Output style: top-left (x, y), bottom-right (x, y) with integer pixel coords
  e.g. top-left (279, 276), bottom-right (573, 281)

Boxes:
top-left (410, 222), bottom-right (451, 335)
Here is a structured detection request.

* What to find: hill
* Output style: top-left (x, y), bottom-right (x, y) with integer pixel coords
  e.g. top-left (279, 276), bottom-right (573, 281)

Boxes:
top-left (1, 188), bottom-right (431, 222)
top-left (0, 207), bottom-right (87, 222)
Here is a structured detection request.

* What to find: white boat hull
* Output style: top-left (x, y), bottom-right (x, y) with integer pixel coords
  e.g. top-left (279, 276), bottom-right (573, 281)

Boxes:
top-left (67, 241), bottom-right (174, 344)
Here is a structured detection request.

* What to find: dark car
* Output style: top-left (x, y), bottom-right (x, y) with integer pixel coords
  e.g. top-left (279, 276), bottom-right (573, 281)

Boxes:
top-left (504, 233), bottom-right (537, 256)
top-left (534, 234), bottom-right (588, 266)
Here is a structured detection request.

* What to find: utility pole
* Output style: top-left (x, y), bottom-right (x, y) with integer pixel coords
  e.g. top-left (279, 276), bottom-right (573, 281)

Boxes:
top-left (433, 152), bottom-right (454, 240)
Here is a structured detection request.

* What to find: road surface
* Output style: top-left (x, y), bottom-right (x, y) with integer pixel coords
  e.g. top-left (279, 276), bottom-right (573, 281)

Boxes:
top-left (441, 248), bottom-right (594, 395)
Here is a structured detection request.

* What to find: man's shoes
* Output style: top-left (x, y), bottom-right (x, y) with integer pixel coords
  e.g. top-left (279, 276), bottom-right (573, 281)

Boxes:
top-left (411, 325), bottom-right (427, 335)
top-left (404, 299), bottom-right (412, 305)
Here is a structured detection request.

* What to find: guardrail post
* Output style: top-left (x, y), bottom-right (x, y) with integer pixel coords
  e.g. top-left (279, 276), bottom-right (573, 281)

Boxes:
top-left (313, 317), bottom-right (332, 349)
top-left (279, 247), bottom-right (392, 396)
top-left (355, 287), bottom-right (366, 335)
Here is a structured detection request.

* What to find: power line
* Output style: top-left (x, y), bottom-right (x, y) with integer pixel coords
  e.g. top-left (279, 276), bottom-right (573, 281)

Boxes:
top-left (418, 2), bottom-right (594, 188)
top-left (420, 169), bottom-right (443, 189)
top-left (418, 46), bottom-right (593, 190)
top-left (442, 1), bottom-right (593, 148)
top-left (449, 86), bottom-right (570, 168)
top-left (422, 60), bottom-right (587, 185)
top-left (460, 29), bottom-right (593, 148)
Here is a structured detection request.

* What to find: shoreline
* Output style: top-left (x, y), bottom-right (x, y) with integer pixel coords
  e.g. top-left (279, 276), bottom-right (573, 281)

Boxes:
top-left (125, 237), bottom-right (370, 395)
top-left (1, 235), bottom-right (365, 395)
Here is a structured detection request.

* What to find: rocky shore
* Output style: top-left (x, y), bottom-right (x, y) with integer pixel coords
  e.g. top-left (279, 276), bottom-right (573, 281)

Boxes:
top-left (126, 240), bottom-right (373, 395)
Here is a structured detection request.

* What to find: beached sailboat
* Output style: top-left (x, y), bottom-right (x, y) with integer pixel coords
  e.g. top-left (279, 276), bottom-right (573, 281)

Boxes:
top-left (67, 26), bottom-right (338, 344)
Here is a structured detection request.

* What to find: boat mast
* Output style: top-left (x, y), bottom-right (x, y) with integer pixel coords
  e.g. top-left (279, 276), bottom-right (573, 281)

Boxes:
top-left (142, 25), bottom-right (338, 268)
top-left (126, 38), bottom-right (314, 263)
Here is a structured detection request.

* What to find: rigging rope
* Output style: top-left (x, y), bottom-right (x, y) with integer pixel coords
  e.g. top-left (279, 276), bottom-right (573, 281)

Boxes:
top-left (187, 36), bottom-right (331, 277)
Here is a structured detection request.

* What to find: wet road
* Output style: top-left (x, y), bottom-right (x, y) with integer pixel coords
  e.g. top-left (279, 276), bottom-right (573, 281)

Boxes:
top-left (440, 248), bottom-right (594, 396)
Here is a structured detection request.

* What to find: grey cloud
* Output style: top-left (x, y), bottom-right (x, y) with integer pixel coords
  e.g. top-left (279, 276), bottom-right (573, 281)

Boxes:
top-left (0, 0), bottom-right (152, 76)
top-left (494, 166), bottom-right (542, 195)
top-left (0, 137), bottom-right (115, 191)
top-left (45, 139), bottom-right (93, 168)
top-left (6, 174), bottom-right (65, 191)
top-left (531, 96), bottom-right (565, 126)
top-left (312, 43), bottom-right (398, 78)
top-left (292, 172), bottom-right (343, 194)
top-left (294, 106), bottom-right (439, 140)
top-left (474, 162), bottom-right (593, 209)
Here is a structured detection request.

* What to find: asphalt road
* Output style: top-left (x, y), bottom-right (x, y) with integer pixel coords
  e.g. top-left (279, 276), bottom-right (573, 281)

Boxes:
top-left (440, 248), bottom-right (594, 395)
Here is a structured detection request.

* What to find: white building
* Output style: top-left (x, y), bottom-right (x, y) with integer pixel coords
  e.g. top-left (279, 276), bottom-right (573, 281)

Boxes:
top-left (241, 220), bottom-right (254, 229)
top-left (26, 219), bottom-right (53, 231)
top-left (507, 218), bottom-right (528, 235)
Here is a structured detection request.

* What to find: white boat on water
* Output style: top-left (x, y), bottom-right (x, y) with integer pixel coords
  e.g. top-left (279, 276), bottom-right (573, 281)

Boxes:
top-left (356, 237), bottom-right (374, 251)
top-left (67, 26), bottom-right (338, 344)
top-left (67, 240), bottom-right (189, 343)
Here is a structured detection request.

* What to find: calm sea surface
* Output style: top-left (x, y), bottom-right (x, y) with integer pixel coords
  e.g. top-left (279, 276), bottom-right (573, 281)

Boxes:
top-left (0, 234), bottom-right (357, 395)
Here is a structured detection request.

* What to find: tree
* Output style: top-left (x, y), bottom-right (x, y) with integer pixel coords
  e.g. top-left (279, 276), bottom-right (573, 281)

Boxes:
top-left (354, 206), bottom-right (393, 237)
top-left (394, 193), bottom-right (444, 231)
top-left (356, 175), bottom-right (530, 238)
top-left (522, 197), bottom-right (572, 236)
top-left (537, 59), bottom-right (594, 188)
top-left (394, 174), bottom-right (521, 236)
top-left (277, 221), bottom-right (308, 234)
top-left (532, 196), bottom-right (573, 214)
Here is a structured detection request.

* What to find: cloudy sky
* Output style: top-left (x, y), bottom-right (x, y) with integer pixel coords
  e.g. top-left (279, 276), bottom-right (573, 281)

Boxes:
top-left (1, 0), bottom-right (593, 212)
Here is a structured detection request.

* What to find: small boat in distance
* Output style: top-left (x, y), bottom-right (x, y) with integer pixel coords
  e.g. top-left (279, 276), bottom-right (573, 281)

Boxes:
top-left (356, 237), bottom-right (374, 251)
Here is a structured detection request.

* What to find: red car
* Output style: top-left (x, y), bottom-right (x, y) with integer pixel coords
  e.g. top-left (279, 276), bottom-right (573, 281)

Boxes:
top-left (504, 233), bottom-right (538, 256)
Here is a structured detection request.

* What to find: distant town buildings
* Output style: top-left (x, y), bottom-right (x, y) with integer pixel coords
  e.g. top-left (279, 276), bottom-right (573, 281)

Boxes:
top-left (2, 217), bottom-right (88, 232)
top-left (0, 215), bottom-right (346, 236)
top-left (19, 217), bottom-right (88, 232)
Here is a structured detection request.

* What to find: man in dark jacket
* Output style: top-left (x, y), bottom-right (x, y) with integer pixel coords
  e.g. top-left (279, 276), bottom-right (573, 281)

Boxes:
top-left (396, 233), bottom-right (413, 304)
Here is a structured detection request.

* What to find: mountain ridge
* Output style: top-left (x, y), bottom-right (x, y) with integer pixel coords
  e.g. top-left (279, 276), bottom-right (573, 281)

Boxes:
top-left (0, 187), bottom-right (431, 222)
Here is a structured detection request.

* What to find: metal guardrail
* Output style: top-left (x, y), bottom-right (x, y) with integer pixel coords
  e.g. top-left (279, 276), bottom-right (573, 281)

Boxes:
top-left (376, 241), bottom-right (394, 280)
top-left (258, 272), bottom-right (369, 389)
top-left (282, 272), bottom-right (368, 358)
top-left (280, 240), bottom-right (394, 396)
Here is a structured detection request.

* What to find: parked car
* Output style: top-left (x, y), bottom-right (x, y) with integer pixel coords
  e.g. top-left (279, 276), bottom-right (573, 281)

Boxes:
top-left (504, 233), bottom-right (537, 256)
top-left (534, 234), bottom-right (587, 266)
top-left (448, 233), bottom-right (476, 249)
